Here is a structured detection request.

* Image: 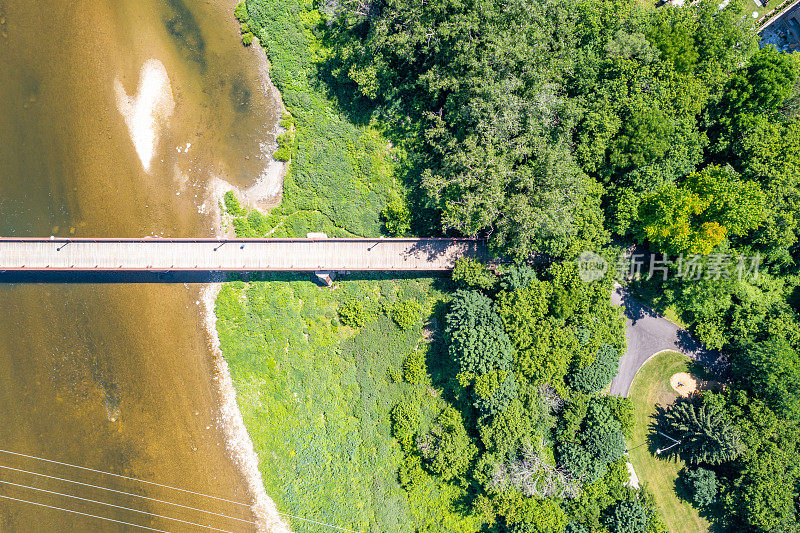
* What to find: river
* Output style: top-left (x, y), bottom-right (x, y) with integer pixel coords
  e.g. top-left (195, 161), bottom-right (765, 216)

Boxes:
top-left (0, 0), bottom-right (283, 530)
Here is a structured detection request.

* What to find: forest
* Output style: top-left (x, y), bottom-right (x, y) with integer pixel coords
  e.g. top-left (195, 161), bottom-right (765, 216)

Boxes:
top-left (233, 0), bottom-right (800, 531)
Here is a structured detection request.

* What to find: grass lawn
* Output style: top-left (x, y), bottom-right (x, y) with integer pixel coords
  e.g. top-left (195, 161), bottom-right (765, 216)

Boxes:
top-left (627, 350), bottom-right (710, 533)
top-left (751, 0), bottom-right (792, 20)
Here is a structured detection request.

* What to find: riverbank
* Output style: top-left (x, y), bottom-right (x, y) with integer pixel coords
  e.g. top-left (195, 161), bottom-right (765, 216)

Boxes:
top-left (207, 1), bottom-right (431, 530)
top-left (202, 283), bottom-right (290, 532)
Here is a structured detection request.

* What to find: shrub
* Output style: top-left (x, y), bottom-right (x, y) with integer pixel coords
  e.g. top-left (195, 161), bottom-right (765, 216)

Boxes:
top-left (223, 190), bottom-right (243, 216)
top-left (446, 290), bottom-right (514, 375)
top-left (391, 400), bottom-right (421, 453)
top-left (387, 365), bottom-right (402, 383)
top-left (569, 344), bottom-right (620, 393)
top-left (392, 299), bottom-right (423, 330)
top-left (234, 3), bottom-right (254, 46)
top-left (583, 403), bottom-right (626, 465)
top-left (398, 454), bottom-right (425, 489)
top-left (565, 525), bottom-right (591, 533)
top-left (477, 398), bottom-right (535, 458)
top-left (452, 257), bottom-right (497, 290)
top-left (273, 131), bottom-right (292, 161)
top-left (246, 209), bottom-right (270, 235)
top-left (473, 370), bottom-right (517, 415)
top-left (403, 350), bottom-right (427, 384)
top-left (381, 191), bottom-right (411, 236)
top-left (597, 395), bottom-right (635, 439)
top-left (233, 1), bottom-right (248, 21)
top-left (680, 467), bottom-right (718, 508)
top-left (278, 113), bottom-right (294, 130)
top-left (558, 441), bottom-right (605, 482)
top-left (339, 300), bottom-right (368, 328)
top-left (605, 499), bottom-right (649, 533)
top-left (418, 406), bottom-right (476, 481)
top-left (500, 265), bottom-right (537, 291)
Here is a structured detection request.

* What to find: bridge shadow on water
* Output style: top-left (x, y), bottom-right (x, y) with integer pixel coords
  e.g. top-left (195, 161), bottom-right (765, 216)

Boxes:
top-left (0, 270), bottom-right (450, 284)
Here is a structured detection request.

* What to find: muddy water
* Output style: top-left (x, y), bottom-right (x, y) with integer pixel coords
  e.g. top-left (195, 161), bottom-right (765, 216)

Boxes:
top-left (0, 0), bottom-right (281, 530)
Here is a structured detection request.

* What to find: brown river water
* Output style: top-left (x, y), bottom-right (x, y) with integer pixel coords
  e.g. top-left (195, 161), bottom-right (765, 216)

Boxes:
top-left (0, 0), bottom-right (283, 530)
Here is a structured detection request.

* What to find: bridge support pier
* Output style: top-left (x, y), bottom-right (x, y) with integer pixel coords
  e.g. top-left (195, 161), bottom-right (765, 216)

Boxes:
top-left (315, 271), bottom-right (335, 287)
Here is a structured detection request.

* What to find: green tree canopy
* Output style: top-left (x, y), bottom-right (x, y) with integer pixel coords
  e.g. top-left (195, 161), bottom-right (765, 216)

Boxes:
top-left (446, 290), bottom-right (514, 375)
top-left (662, 396), bottom-right (743, 465)
top-left (637, 165), bottom-right (763, 254)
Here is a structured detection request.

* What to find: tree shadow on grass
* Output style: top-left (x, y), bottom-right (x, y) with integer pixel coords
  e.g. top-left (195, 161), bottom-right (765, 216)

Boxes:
top-left (647, 405), bottom-right (684, 463)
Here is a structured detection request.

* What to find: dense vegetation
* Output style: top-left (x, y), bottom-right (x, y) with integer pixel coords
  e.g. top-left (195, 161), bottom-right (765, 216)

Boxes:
top-left (387, 261), bottom-right (658, 532)
top-left (230, 0), bottom-right (800, 530)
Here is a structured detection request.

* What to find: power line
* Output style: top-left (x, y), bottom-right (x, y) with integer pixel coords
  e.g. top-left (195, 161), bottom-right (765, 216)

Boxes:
top-left (0, 478), bottom-right (234, 532)
top-left (0, 449), bottom-right (359, 532)
top-left (0, 493), bottom-right (170, 532)
top-left (0, 448), bottom-right (249, 507)
top-left (0, 464), bottom-right (254, 525)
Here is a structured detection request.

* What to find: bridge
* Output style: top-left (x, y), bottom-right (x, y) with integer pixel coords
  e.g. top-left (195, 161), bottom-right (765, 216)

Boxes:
top-left (0, 238), bottom-right (487, 272)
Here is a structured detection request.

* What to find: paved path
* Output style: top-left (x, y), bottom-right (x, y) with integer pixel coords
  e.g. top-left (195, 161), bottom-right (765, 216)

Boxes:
top-left (609, 284), bottom-right (722, 397)
top-left (0, 238), bottom-right (487, 272)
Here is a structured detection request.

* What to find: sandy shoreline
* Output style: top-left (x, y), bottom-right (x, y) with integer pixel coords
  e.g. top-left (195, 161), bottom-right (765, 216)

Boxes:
top-left (197, 25), bottom-right (290, 532)
top-left (201, 283), bottom-right (290, 533)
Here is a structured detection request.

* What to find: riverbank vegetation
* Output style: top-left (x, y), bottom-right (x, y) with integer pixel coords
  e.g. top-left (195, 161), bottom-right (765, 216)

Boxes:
top-left (226, 0), bottom-right (800, 530)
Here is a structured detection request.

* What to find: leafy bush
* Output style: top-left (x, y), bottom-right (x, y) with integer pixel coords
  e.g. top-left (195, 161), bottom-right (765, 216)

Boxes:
top-left (233, 1), bottom-right (248, 21)
top-left (559, 441), bottom-right (606, 482)
top-left (338, 299), bottom-right (368, 327)
top-left (557, 399), bottom-right (626, 482)
top-left (273, 131), bottom-right (292, 161)
top-left (392, 299), bottom-right (423, 331)
top-left (403, 350), bottom-right (427, 384)
top-left (387, 365), bottom-right (402, 383)
top-left (452, 257), bottom-right (497, 290)
top-left (392, 400), bottom-right (421, 453)
top-left (223, 190), bottom-right (244, 216)
top-left (499, 493), bottom-right (567, 533)
top-left (605, 499), bottom-right (649, 533)
top-left (382, 191), bottom-right (411, 236)
top-left (679, 467), bottom-right (718, 508)
top-left (473, 370), bottom-right (517, 415)
top-left (500, 265), bottom-right (537, 291)
top-left (598, 395), bottom-right (635, 439)
top-left (569, 344), bottom-right (620, 393)
top-left (583, 403), bottom-right (626, 465)
top-left (233, 2), bottom-right (254, 46)
top-left (417, 406), bottom-right (476, 481)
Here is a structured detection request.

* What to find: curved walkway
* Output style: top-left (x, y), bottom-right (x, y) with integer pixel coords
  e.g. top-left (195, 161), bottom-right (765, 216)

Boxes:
top-left (609, 284), bottom-right (722, 397)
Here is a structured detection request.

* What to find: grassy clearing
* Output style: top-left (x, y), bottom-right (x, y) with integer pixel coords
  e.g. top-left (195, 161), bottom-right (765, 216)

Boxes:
top-left (750, 0), bottom-right (782, 20)
top-left (627, 350), bottom-right (709, 533)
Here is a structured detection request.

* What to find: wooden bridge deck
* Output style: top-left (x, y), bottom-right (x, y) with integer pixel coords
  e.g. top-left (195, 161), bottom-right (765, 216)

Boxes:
top-left (0, 238), bottom-right (487, 271)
